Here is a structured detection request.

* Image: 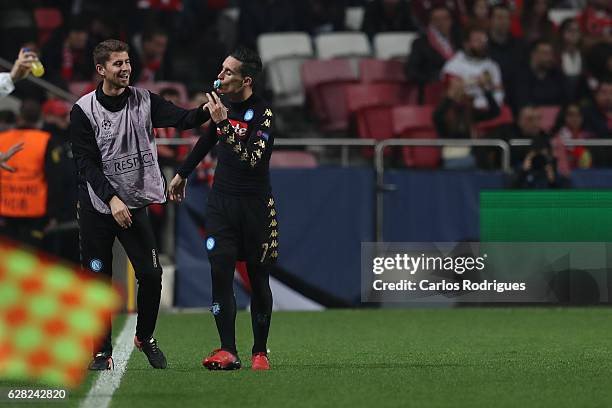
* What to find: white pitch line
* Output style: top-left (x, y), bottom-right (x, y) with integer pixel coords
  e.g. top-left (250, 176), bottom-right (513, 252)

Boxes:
top-left (80, 314), bottom-right (137, 408)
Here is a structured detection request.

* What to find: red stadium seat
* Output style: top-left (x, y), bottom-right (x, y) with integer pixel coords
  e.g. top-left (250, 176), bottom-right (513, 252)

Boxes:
top-left (359, 59), bottom-right (405, 83)
top-left (537, 105), bottom-right (560, 132)
top-left (475, 104), bottom-right (514, 135)
top-left (34, 8), bottom-right (63, 46)
top-left (346, 83), bottom-right (399, 116)
top-left (392, 105), bottom-right (440, 168)
top-left (302, 59), bottom-right (359, 132)
top-left (358, 59), bottom-right (417, 104)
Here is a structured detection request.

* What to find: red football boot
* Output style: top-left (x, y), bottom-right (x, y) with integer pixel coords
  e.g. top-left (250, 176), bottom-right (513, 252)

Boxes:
top-left (251, 352), bottom-right (270, 371)
top-left (202, 348), bottom-right (241, 370)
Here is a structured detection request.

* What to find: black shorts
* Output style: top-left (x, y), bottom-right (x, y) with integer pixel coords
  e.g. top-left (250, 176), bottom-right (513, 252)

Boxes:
top-left (204, 190), bottom-right (279, 264)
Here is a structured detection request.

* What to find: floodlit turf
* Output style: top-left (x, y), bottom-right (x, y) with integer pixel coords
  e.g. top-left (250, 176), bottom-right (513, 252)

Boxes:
top-left (3, 309), bottom-right (612, 407)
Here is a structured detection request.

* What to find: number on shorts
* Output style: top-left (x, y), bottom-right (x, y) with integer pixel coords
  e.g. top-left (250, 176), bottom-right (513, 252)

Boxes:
top-left (260, 243), bottom-right (269, 263)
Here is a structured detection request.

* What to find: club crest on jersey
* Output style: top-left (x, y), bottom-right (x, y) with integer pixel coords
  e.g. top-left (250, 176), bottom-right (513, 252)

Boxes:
top-left (206, 237), bottom-right (216, 250)
top-left (90, 258), bottom-right (103, 272)
top-left (244, 109), bottom-right (254, 121)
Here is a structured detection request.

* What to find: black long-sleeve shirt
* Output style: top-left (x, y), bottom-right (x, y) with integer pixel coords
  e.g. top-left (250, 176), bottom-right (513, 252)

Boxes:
top-left (69, 83), bottom-right (209, 210)
top-left (177, 93), bottom-right (274, 196)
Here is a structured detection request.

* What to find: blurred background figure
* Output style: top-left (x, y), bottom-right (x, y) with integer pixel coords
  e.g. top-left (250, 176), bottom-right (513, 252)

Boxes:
top-left (0, 98), bottom-right (65, 251)
top-left (552, 103), bottom-right (593, 175)
top-left (442, 25), bottom-right (505, 109)
top-left (557, 18), bottom-right (587, 102)
top-left (513, 135), bottom-right (570, 188)
top-left (513, 40), bottom-right (567, 112)
top-left (361, 0), bottom-right (417, 38)
top-left (406, 6), bottom-right (458, 101)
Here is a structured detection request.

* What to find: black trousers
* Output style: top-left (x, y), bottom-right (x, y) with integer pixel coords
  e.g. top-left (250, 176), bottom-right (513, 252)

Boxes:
top-left (205, 190), bottom-right (277, 354)
top-left (77, 202), bottom-right (162, 355)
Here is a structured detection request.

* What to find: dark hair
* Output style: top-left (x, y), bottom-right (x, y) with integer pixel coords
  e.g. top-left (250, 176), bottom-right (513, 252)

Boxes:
top-left (529, 39), bottom-right (553, 55)
top-left (93, 39), bottom-right (129, 66)
top-left (19, 98), bottom-right (41, 126)
top-left (229, 46), bottom-right (263, 84)
top-left (463, 24), bottom-right (488, 42)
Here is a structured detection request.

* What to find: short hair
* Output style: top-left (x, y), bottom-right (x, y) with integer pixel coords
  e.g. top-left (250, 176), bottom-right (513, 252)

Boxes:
top-left (229, 46), bottom-right (263, 84)
top-left (93, 39), bottom-right (129, 66)
top-left (529, 39), bottom-right (553, 55)
top-left (463, 24), bottom-right (488, 42)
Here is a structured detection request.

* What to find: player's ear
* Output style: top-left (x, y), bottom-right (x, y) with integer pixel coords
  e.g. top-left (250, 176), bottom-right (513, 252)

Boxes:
top-left (96, 63), bottom-right (105, 77)
top-left (243, 76), bottom-right (253, 87)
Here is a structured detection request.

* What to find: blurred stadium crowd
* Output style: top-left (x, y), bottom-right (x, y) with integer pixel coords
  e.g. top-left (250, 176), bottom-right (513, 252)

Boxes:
top-left (0, 0), bottom-right (610, 261)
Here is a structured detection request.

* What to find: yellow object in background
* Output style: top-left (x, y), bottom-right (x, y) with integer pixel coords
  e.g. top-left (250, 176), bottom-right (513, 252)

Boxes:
top-left (31, 60), bottom-right (44, 78)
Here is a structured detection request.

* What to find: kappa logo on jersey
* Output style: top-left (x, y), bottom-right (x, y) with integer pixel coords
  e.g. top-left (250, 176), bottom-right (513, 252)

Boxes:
top-left (218, 119), bottom-right (249, 140)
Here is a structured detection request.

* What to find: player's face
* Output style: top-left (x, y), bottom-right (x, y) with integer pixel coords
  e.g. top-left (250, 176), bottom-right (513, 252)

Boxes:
top-left (216, 56), bottom-right (248, 95)
top-left (97, 51), bottom-right (131, 89)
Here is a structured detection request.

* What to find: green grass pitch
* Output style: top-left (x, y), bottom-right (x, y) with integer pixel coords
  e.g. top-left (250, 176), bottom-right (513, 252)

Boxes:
top-left (3, 308), bottom-right (612, 407)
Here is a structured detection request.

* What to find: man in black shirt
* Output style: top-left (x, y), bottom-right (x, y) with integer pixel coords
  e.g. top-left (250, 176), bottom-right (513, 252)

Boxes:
top-left (69, 39), bottom-right (210, 370)
top-left (169, 46), bottom-right (276, 371)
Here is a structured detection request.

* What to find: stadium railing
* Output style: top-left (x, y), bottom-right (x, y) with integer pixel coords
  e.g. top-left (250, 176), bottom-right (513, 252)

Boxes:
top-left (373, 138), bottom-right (512, 242)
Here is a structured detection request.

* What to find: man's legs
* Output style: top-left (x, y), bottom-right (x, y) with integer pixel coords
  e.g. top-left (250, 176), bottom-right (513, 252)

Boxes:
top-left (246, 262), bottom-right (273, 354)
top-left (117, 208), bottom-right (166, 368)
top-left (117, 208), bottom-right (162, 343)
top-left (77, 202), bottom-right (116, 355)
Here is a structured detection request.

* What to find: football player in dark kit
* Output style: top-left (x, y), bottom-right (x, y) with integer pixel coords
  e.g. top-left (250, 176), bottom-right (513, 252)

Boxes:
top-left (168, 46), bottom-right (277, 371)
top-left (69, 39), bottom-right (212, 370)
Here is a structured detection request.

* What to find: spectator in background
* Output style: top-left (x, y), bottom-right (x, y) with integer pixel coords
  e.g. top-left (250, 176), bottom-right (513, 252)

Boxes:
top-left (42, 17), bottom-right (92, 88)
top-left (465, 0), bottom-right (491, 29)
top-left (488, 5), bottom-right (526, 108)
top-left (584, 42), bottom-right (612, 86)
top-left (40, 98), bottom-right (79, 263)
top-left (513, 40), bottom-right (567, 111)
top-left (0, 111), bottom-right (16, 131)
top-left (0, 48), bottom-right (36, 97)
top-left (553, 103), bottom-right (593, 175)
top-left (361, 0), bottom-right (417, 39)
top-left (238, 0), bottom-right (299, 49)
top-left (411, 0), bottom-right (467, 31)
top-left (442, 25), bottom-right (505, 109)
top-left (557, 18), bottom-right (587, 101)
top-left (296, 0), bottom-right (347, 35)
top-left (511, 105), bottom-right (549, 163)
top-left (513, 135), bottom-right (569, 188)
top-left (515, 0), bottom-right (556, 42)
top-left (433, 76), bottom-right (501, 168)
top-left (0, 98), bottom-right (64, 249)
top-left (131, 28), bottom-right (171, 83)
top-left (406, 6), bottom-right (457, 98)
top-left (433, 76), bottom-right (501, 139)
top-left (582, 80), bottom-right (612, 139)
